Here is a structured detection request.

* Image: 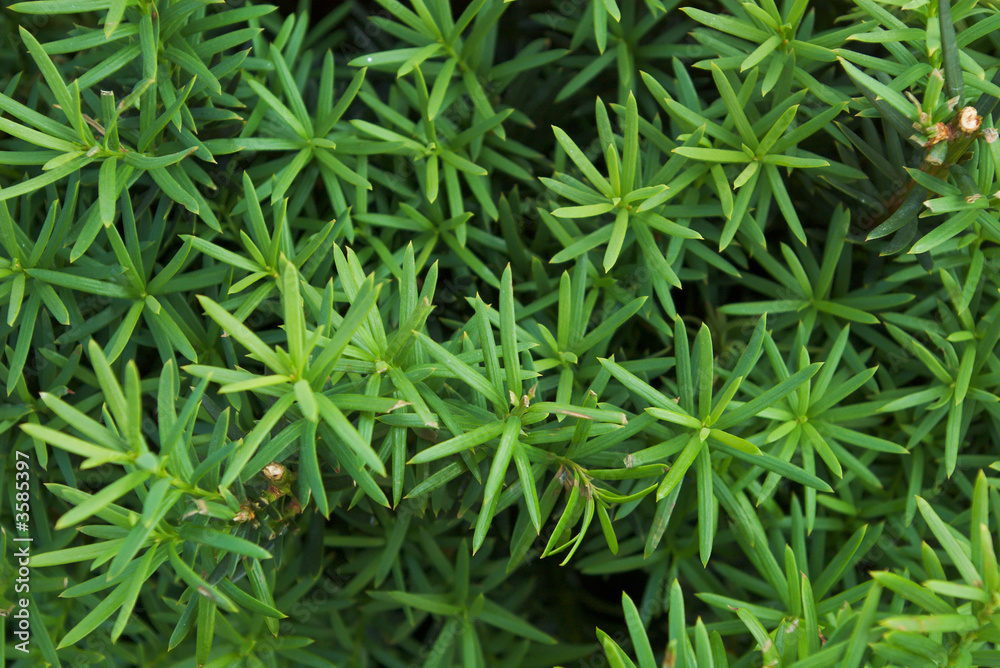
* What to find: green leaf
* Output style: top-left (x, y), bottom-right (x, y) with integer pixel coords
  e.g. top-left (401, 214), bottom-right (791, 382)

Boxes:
top-left (839, 57), bottom-right (917, 138)
top-left (622, 593), bottom-right (656, 668)
top-left (296, 422), bottom-right (330, 515)
top-left (696, 444), bottom-right (716, 566)
top-left (20, 424), bottom-right (130, 465)
top-left (551, 202), bottom-right (615, 218)
top-left (368, 590), bottom-right (462, 616)
top-left (672, 147), bottom-right (751, 163)
top-left (269, 44), bottom-right (314, 137)
top-left (917, 496), bottom-right (980, 585)
top-left (603, 208), bottom-right (630, 273)
top-left (198, 296), bottom-right (286, 373)
top-left (513, 442), bottom-right (540, 533)
top-left (478, 598), bottom-right (557, 643)
top-left (500, 265), bottom-right (522, 399)
top-left (572, 297), bottom-right (646, 357)
top-left (0, 116), bottom-right (77, 151)
top-left (18, 26), bottom-right (86, 139)
top-left (714, 363), bottom-right (822, 430)
top-left (245, 77), bottom-right (309, 140)
top-left (656, 435), bottom-right (704, 501)
top-left (553, 125), bottom-right (613, 197)
top-left (408, 420), bottom-right (506, 464)
top-left (57, 579), bottom-right (131, 649)
top-left (0, 155), bottom-right (94, 202)
top-left (316, 393), bottom-right (387, 477)
top-left (938, 0), bottom-right (963, 101)
top-left (596, 500), bottom-right (619, 555)
top-left (415, 331), bottom-right (507, 408)
top-left (710, 64), bottom-right (757, 149)
top-left (473, 416), bottom-right (521, 553)
top-left (166, 542), bottom-right (238, 613)
top-left (842, 581), bottom-right (883, 668)
top-left (682, 7), bottom-right (770, 42)
top-left (815, 525), bottom-right (869, 598)
top-left (55, 470), bottom-right (150, 530)
top-left (177, 525), bottom-right (273, 560)
top-left (147, 167), bottom-right (199, 213)
top-left (308, 276), bottom-right (380, 383)
top-left (909, 210), bottom-right (978, 254)
top-left (646, 406), bottom-right (702, 430)
top-left (742, 35), bottom-right (782, 72)
top-left (542, 474), bottom-right (581, 557)
top-left (111, 544), bottom-right (162, 642)
top-left (881, 614), bottom-right (979, 634)
top-left (622, 92), bottom-right (639, 193)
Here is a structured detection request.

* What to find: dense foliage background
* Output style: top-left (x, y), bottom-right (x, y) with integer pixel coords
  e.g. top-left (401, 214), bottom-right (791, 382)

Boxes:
top-left (2, 0), bottom-right (1000, 665)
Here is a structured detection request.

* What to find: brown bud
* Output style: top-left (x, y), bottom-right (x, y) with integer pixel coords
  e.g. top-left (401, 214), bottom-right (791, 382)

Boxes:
top-left (233, 507), bottom-right (255, 523)
top-left (926, 122), bottom-right (953, 147)
top-left (958, 106), bottom-right (982, 134)
top-left (263, 462), bottom-right (286, 481)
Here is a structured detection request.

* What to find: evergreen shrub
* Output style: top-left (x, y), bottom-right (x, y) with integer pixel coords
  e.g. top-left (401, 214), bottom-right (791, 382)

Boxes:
top-left (2, 0), bottom-right (1000, 665)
